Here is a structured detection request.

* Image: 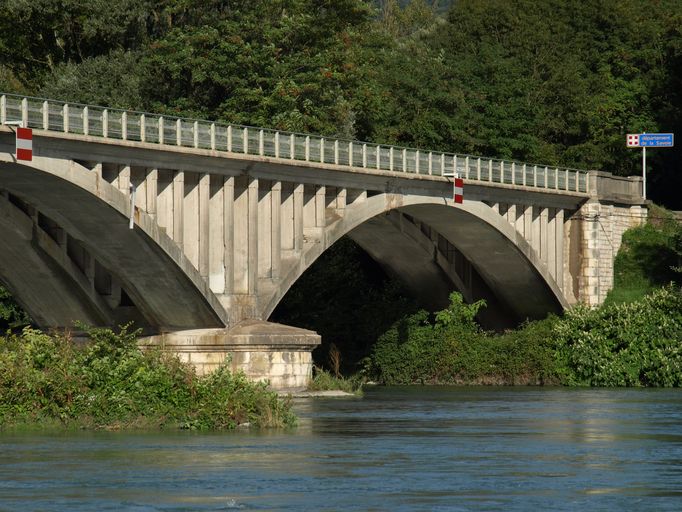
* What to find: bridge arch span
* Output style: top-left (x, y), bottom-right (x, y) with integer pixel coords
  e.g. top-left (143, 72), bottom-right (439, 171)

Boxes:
top-left (0, 157), bottom-right (227, 331)
top-left (261, 193), bottom-right (567, 326)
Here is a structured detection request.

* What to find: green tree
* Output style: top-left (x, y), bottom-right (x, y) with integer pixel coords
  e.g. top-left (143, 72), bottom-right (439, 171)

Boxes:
top-left (0, 0), bottom-right (153, 89)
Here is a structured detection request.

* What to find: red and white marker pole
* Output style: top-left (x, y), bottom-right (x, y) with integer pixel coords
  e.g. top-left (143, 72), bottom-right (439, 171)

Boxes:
top-left (454, 177), bottom-right (464, 204)
top-left (16, 127), bottom-right (33, 161)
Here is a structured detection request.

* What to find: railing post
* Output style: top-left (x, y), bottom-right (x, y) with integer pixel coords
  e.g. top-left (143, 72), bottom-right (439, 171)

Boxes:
top-left (477, 158), bottom-right (481, 181)
top-left (210, 123), bottom-right (216, 150)
top-left (139, 113), bottom-right (145, 142)
top-left (227, 125), bottom-right (233, 152)
top-left (543, 166), bottom-right (547, 188)
top-left (555, 167), bottom-right (559, 189)
top-left (274, 132), bottom-right (280, 158)
top-left (441, 154), bottom-right (445, 176)
top-left (176, 119), bottom-right (182, 145)
top-left (21, 98), bottom-right (28, 128)
top-left (376, 145), bottom-right (380, 170)
top-left (500, 160), bottom-right (505, 184)
top-left (453, 155), bottom-right (457, 177)
top-left (158, 117), bottom-right (164, 144)
top-left (428, 152), bottom-right (433, 175)
top-left (83, 106), bottom-right (90, 135)
top-left (193, 121), bottom-right (199, 148)
top-left (389, 147), bottom-right (394, 172)
top-left (415, 150), bottom-right (420, 174)
top-left (534, 165), bottom-right (538, 187)
top-left (63, 104), bottom-right (70, 133)
top-left (488, 160), bottom-right (493, 182)
top-left (121, 111), bottom-right (127, 140)
top-left (103, 109), bottom-right (108, 137)
top-left (42, 100), bottom-right (49, 130)
top-left (362, 143), bottom-right (367, 168)
top-left (403, 148), bottom-right (407, 172)
top-left (243, 128), bottom-right (249, 154)
top-left (0, 95), bottom-right (5, 124)
top-left (511, 162), bottom-right (516, 185)
top-left (566, 169), bottom-right (570, 191)
top-left (290, 133), bottom-right (295, 159)
top-left (320, 138), bottom-right (325, 163)
top-left (334, 140), bottom-right (339, 165)
top-left (305, 135), bottom-right (310, 161)
top-left (348, 142), bottom-right (353, 167)
top-left (523, 164), bottom-right (527, 186)
top-left (259, 129), bottom-right (264, 156)
top-left (464, 156), bottom-right (469, 179)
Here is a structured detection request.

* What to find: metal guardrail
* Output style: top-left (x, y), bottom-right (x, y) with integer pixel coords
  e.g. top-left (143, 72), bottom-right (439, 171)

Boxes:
top-left (0, 93), bottom-right (588, 193)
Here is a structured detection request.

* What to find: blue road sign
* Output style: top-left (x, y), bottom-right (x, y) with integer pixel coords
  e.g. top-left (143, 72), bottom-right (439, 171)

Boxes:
top-left (639, 133), bottom-right (674, 147)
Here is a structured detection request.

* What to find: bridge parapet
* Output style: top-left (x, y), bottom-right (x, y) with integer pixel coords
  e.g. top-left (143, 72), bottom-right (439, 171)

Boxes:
top-left (1, 93), bottom-right (588, 194)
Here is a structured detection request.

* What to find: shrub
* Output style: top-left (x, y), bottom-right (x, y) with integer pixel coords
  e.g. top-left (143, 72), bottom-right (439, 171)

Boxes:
top-left (367, 292), bottom-right (560, 385)
top-left (0, 325), bottom-right (296, 430)
top-left (555, 286), bottom-right (682, 387)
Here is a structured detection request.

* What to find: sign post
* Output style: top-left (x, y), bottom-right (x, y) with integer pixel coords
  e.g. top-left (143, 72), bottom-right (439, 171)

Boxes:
top-left (626, 132), bottom-right (674, 200)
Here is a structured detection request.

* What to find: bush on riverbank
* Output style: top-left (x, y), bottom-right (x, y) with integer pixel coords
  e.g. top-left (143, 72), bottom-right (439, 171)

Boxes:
top-left (367, 286), bottom-right (682, 387)
top-left (0, 325), bottom-right (296, 430)
top-left (555, 286), bottom-right (682, 387)
top-left (366, 293), bottom-right (561, 385)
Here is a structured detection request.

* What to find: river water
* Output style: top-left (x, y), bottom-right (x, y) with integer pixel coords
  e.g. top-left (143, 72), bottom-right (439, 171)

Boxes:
top-left (1, 386), bottom-right (682, 511)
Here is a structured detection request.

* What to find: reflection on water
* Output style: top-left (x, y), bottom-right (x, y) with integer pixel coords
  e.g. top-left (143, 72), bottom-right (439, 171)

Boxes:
top-left (1, 387), bottom-right (682, 511)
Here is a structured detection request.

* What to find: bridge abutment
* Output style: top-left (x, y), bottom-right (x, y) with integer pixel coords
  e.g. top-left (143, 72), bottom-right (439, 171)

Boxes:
top-left (571, 173), bottom-right (647, 306)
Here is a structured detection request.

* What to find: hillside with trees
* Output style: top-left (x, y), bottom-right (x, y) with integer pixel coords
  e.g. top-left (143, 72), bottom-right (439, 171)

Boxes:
top-left (1, 0), bottom-right (679, 205)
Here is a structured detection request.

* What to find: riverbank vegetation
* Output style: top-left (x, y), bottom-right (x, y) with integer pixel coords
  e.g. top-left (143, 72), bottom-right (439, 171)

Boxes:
top-left (366, 286), bottom-right (682, 387)
top-left (0, 325), bottom-right (295, 430)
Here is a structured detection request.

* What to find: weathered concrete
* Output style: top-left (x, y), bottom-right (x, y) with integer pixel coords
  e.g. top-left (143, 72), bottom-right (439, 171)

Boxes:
top-left (140, 320), bottom-right (320, 390)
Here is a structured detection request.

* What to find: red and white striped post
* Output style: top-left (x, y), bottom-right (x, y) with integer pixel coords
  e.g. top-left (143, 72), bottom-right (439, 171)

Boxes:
top-left (454, 177), bottom-right (464, 204)
top-left (16, 127), bottom-right (33, 161)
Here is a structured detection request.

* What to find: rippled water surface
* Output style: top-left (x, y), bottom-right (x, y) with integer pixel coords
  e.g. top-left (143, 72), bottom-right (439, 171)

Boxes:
top-left (2, 386), bottom-right (682, 511)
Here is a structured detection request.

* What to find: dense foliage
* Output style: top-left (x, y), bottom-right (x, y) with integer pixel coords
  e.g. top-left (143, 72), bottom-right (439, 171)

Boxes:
top-left (1, 0), bottom-right (680, 206)
top-left (0, 325), bottom-right (295, 430)
top-left (0, 286), bottom-right (30, 330)
top-left (367, 286), bottom-right (682, 388)
top-left (366, 292), bottom-right (560, 385)
top-left (554, 287), bottom-right (682, 387)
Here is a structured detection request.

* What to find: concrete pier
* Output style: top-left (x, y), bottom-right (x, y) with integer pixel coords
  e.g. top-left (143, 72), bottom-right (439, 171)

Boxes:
top-left (140, 321), bottom-right (320, 390)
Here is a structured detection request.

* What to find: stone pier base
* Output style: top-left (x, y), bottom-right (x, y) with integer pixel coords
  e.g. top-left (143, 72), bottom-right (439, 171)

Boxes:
top-left (140, 320), bottom-right (320, 390)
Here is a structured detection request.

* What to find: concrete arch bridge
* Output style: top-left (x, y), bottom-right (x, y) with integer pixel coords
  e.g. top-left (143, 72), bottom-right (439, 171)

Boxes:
top-left (0, 94), bottom-right (646, 388)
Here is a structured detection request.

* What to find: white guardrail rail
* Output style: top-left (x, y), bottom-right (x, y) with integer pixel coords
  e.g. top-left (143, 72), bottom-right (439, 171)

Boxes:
top-left (0, 93), bottom-right (588, 193)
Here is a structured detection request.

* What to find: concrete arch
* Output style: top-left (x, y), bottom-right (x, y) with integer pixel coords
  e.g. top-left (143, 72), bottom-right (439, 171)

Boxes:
top-left (261, 193), bottom-right (567, 323)
top-left (0, 157), bottom-right (228, 331)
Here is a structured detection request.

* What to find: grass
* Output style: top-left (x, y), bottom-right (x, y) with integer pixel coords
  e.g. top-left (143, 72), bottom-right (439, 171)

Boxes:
top-left (307, 367), bottom-right (364, 395)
